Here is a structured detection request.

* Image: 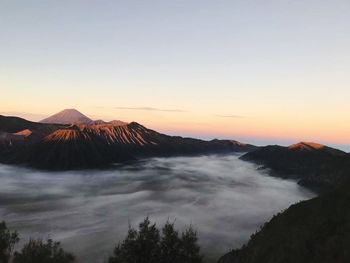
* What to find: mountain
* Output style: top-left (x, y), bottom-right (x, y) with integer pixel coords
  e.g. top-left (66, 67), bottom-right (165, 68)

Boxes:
top-left (40, 109), bottom-right (93, 124)
top-left (0, 113), bottom-right (257, 170)
top-left (219, 143), bottom-right (350, 263)
top-left (288, 142), bottom-right (345, 156)
top-left (240, 142), bottom-right (349, 192)
top-left (0, 115), bottom-right (56, 133)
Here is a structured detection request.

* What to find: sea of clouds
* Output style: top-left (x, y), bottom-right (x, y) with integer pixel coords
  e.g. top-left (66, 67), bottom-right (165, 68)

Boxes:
top-left (0, 154), bottom-right (314, 262)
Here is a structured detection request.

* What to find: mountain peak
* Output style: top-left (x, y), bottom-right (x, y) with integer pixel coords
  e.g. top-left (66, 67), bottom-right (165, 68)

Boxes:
top-left (62, 108), bottom-right (79, 113)
top-left (288, 141), bottom-right (346, 156)
top-left (40, 109), bottom-right (93, 125)
top-left (288, 142), bottom-right (325, 151)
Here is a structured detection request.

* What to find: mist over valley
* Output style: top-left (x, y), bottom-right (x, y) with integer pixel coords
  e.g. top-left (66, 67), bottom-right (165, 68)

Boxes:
top-left (0, 155), bottom-right (314, 262)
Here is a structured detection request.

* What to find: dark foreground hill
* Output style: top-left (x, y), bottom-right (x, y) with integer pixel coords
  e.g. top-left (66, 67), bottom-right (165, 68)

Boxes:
top-left (0, 113), bottom-right (256, 170)
top-left (240, 142), bottom-right (350, 192)
top-left (219, 142), bottom-right (350, 263)
top-left (218, 179), bottom-right (350, 263)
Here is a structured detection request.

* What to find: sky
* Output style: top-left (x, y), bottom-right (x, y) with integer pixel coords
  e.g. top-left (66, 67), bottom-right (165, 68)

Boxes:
top-left (1, 0), bottom-right (350, 150)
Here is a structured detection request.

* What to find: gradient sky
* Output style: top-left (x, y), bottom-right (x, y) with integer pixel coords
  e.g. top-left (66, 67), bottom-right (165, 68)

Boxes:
top-left (1, 1), bottom-right (350, 150)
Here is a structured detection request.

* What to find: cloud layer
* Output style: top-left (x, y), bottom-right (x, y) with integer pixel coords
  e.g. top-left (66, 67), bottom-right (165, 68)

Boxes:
top-left (215, 114), bottom-right (246, 119)
top-left (0, 155), bottom-right (314, 262)
top-left (114, 106), bottom-right (188, 113)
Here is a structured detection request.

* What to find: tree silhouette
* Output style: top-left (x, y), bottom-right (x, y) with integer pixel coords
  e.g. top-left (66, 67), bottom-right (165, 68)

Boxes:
top-left (1, 218), bottom-right (202, 263)
top-left (13, 238), bottom-right (75, 263)
top-left (160, 221), bottom-right (181, 263)
top-left (180, 226), bottom-right (202, 263)
top-left (109, 218), bottom-right (202, 263)
top-left (0, 221), bottom-right (19, 263)
top-left (109, 217), bottom-right (160, 263)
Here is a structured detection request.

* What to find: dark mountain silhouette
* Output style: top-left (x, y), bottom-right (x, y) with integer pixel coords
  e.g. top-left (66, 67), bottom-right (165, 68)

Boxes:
top-left (0, 112), bottom-right (257, 170)
top-left (240, 142), bottom-right (349, 192)
top-left (40, 109), bottom-right (93, 124)
top-left (0, 115), bottom-right (58, 133)
top-left (218, 143), bottom-right (350, 263)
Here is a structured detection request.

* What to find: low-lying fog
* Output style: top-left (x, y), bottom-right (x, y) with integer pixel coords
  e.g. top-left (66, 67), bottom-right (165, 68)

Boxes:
top-left (0, 154), bottom-right (314, 262)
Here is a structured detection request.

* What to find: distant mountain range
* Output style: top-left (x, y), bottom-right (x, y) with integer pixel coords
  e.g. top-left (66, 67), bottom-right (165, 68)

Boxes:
top-left (1, 109), bottom-right (348, 185)
top-left (240, 142), bottom-right (350, 192)
top-left (39, 108), bottom-right (128, 126)
top-left (0, 109), bottom-right (256, 170)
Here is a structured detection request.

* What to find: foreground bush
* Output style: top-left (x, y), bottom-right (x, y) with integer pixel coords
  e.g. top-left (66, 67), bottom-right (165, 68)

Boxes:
top-left (109, 217), bottom-right (202, 263)
top-left (1, 218), bottom-right (203, 263)
top-left (0, 221), bottom-right (19, 263)
top-left (0, 221), bottom-right (75, 263)
top-left (218, 181), bottom-right (350, 263)
top-left (13, 239), bottom-right (75, 263)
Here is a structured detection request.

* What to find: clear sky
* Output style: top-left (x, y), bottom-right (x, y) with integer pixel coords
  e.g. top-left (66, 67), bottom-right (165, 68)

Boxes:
top-left (1, 0), bottom-right (350, 150)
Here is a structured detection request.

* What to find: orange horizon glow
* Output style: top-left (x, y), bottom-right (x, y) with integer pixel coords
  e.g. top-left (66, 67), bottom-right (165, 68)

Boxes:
top-left (1, 107), bottom-right (349, 149)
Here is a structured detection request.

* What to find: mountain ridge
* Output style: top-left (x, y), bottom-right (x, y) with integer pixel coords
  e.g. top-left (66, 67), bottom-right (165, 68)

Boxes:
top-left (0, 111), bottom-right (257, 170)
top-left (240, 143), bottom-right (349, 192)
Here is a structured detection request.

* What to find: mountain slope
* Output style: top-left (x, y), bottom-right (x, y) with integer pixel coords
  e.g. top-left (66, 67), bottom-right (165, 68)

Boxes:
top-left (240, 143), bottom-right (349, 192)
top-left (288, 142), bottom-right (346, 156)
top-left (218, 179), bottom-right (350, 263)
top-left (28, 122), bottom-right (257, 170)
top-left (218, 142), bottom-right (350, 263)
top-left (0, 115), bottom-right (57, 133)
top-left (40, 109), bottom-right (93, 124)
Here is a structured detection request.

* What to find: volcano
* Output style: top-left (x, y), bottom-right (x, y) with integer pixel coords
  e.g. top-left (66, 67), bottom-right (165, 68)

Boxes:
top-left (0, 110), bottom-right (257, 170)
top-left (40, 109), bottom-right (93, 125)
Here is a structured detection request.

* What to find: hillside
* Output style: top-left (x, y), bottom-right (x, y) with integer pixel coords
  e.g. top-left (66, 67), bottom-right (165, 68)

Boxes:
top-left (0, 115), bottom-right (60, 133)
top-left (240, 142), bottom-right (350, 192)
top-left (218, 142), bottom-right (350, 263)
top-left (218, 179), bottom-right (350, 263)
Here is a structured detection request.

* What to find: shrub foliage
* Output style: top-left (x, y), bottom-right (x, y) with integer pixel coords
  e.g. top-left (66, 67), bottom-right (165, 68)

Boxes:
top-left (109, 218), bottom-right (202, 263)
